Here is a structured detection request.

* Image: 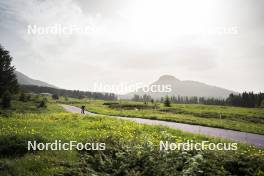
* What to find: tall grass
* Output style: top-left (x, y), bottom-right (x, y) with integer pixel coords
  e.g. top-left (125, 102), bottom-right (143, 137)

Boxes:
top-left (64, 99), bottom-right (264, 134)
top-left (1, 100), bottom-right (263, 175)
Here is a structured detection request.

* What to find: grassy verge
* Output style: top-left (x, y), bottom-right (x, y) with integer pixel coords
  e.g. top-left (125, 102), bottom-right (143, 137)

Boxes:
top-left (1, 110), bottom-right (264, 175)
top-left (61, 99), bottom-right (264, 135)
top-left (0, 100), bottom-right (263, 175)
top-left (0, 99), bottom-right (65, 116)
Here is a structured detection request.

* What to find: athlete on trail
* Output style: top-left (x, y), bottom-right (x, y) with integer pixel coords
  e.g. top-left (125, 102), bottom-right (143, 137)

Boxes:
top-left (81, 105), bottom-right (85, 114)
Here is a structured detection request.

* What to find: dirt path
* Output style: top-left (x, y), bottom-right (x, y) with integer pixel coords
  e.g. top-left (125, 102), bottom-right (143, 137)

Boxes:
top-left (60, 104), bottom-right (264, 147)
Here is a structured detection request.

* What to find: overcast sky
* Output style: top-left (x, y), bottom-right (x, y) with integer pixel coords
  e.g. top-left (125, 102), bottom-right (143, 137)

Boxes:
top-left (0, 0), bottom-right (263, 94)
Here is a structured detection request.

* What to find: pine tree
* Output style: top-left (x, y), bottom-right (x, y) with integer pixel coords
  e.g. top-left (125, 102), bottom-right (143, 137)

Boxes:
top-left (261, 100), bottom-right (264, 108)
top-left (19, 91), bottom-right (26, 102)
top-left (164, 96), bottom-right (171, 107)
top-left (0, 45), bottom-right (19, 97)
top-left (2, 90), bottom-right (11, 108)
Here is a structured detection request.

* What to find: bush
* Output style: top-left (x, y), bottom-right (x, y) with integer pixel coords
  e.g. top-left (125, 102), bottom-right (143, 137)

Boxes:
top-left (261, 100), bottom-right (264, 108)
top-left (52, 94), bottom-right (59, 100)
top-left (63, 137), bottom-right (264, 176)
top-left (103, 102), bottom-right (119, 106)
top-left (164, 96), bottom-right (171, 107)
top-left (108, 103), bottom-right (156, 110)
top-left (1, 90), bottom-right (12, 108)
top-left (26, 94), bottom-right (31, 101)
top-left (0, 135), bottom-right (45, 157)
top-left (77, 138), bottom-right (188, 176)
top-left (37, 98), bottom-right (47, 108)
top-left (19, 92), bottom-right (27, 102)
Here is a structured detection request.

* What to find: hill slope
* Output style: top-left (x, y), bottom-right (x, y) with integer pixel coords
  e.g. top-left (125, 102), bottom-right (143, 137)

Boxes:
top-left (15, 71), bottom-right (57, 88)
top-left (122, 75), bottom-right (237, 99)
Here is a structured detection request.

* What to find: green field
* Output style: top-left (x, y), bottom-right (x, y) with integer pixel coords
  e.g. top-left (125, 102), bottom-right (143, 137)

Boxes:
top-left (61, 99), bottom-right (264, 135)
top-left (0, 99), bottom-right (264, 175)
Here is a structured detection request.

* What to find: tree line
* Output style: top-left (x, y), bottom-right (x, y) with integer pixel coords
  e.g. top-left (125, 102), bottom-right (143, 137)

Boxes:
top-left (132, 94), bottom-right (226, 106)
top-left (169, 96), bottom-right (227, 106)
top-left (132, 93), bottom-right (264, 108)
top-left (227, 92), bottom-right (264, 108)
top-left (20, 85), bottom-right (117, 101)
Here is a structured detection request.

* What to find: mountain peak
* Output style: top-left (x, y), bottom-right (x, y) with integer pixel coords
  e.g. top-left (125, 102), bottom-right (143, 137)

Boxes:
top-left (15, 71), bottom-right (58, 88)
top-left (158, 75), bottom-right (180, 82)
top-left (121, 74), bottom-right (237, 99)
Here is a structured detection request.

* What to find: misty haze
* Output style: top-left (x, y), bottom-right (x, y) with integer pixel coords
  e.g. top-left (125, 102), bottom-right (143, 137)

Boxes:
top-left (1, 0), bottom-right (264, 175)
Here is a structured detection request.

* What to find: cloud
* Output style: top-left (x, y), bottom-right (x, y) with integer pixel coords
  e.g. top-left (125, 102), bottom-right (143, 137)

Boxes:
top-left (0, 0), bottom-right (263, 92)
top-left (105, 46), bottom-right (217, 71)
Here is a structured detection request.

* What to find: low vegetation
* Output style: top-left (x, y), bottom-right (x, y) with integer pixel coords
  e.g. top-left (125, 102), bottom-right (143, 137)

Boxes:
top-left (0, 100), bottom-right (264, 175)
top-left (62, 99), bottom-right (264, 134)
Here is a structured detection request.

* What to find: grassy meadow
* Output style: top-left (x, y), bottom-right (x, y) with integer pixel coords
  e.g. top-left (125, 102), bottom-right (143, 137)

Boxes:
top-left (0, 97), bottom-right (264, 175)
top-left (61, 99), bottom-right (264, 135)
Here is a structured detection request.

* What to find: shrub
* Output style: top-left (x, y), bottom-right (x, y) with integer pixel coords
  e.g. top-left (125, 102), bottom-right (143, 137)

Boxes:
top-left (0, 135), bottom-right (45, 157)
top-left (37, 98), bottom-right (47, 108)
top-left (19, 92), bottom-right (27, 102)
top-left (52, 94), bottom-right (59, 100)
top-left (164, 96), bottom-right (171, 107)
top-left (26, 94), bottom-right (31, 101)
top-left (108, 103), bottom-right (156, 110)
top-left (261, 100), bottom-right (264, 108)
top-left (64, 137), bottom-right (264, 176)
top-left (103, 102), bottom-right (119, 106)
top-left (1, 90), bottom-right (12, 108)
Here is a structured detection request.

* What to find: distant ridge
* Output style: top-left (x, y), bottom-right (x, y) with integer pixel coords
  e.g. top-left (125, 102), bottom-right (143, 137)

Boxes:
top-left (15, 71), bottom-right (58, 88)
top-left (122, 75), bottom-right (237, 99)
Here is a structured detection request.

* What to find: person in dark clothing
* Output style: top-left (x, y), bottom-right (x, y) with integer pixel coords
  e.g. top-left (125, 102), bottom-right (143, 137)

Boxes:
top-left (81, 105), bottom-right (85, 114)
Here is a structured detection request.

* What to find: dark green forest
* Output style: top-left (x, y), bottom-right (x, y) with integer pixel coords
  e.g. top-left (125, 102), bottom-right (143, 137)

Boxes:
top-left (133, 93), bottom-right (264, 108)
top-left (20, 85), bottom-right (117, 101)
